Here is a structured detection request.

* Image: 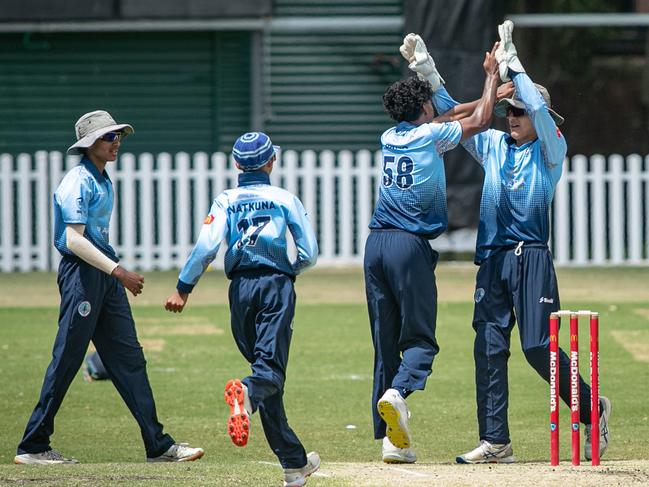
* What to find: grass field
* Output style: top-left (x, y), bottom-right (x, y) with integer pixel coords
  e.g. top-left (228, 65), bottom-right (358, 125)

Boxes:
top-left (1, 265), bottom-right (648, 486)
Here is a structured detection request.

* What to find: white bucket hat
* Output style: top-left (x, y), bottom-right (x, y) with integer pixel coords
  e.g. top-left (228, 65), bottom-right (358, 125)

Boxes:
top-left (67, 110), bottom-right (134, 155)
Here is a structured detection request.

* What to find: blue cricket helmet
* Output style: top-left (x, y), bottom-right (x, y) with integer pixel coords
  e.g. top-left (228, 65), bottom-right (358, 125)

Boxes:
top-left (232, 132), bottom-right (280, 171)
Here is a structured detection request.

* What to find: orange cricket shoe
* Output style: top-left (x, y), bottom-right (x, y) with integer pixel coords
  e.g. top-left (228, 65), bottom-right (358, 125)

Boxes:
top-left (224, 379), bottom-right (251, 447)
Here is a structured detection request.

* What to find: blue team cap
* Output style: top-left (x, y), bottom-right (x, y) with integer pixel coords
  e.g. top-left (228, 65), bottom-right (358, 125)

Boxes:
top-left (232, 132), bottom-right (280, 171)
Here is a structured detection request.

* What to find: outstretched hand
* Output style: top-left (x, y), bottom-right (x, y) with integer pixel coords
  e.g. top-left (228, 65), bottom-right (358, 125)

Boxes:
top-left (483, 42), bottom-right (500, 77)
top-left (495, 20), bottom-right (526, 81)
top-left (399, 33), bottom-right (445, 91)
top-left (399, 33), bottom-right (418, 64)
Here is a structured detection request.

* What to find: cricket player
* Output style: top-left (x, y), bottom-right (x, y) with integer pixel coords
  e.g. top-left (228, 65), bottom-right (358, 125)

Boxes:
top-left (401, 22), bottom-right (611, 463)
top-left (164, 132), bottom-right (320, 487)
top-left (364, 43), bottom-right (500, 464)
top-left (14, 110), bottom-right (204, 465)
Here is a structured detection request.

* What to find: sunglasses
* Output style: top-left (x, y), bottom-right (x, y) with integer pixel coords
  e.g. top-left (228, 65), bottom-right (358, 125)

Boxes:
top-left (100, 132), bottom-right (124, 142)
top-left (506, 106), bottom-right (526, 117)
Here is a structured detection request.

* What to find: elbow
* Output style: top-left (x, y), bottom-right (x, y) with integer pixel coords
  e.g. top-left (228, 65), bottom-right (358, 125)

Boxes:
top-left (65, 225), bottom-right (86, 253)
top-left (301, 248), bottom-right (318, 272)
top-left (307, 241), bottom-right (319, 266)
top-left (477, 114), bottom-right (492, 131)
top-left (65, 228), bottom-right (79, 253)
top-left (66, 239), bottom-right (78, 254)
top-left (470, 110), bottom-right (492, 132)
top-left (477, 102), bottom-right (495, 129)
top-left (306, 248), bottom-right (318, 268)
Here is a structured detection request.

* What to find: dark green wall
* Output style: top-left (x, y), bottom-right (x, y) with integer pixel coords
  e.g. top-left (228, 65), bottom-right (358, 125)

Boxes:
top-left (0, 31), bottom-right (251, 155)
top-left (266, 0), bottom-right (404, 150)
top-left (265, 31), bottom-right (403, 151)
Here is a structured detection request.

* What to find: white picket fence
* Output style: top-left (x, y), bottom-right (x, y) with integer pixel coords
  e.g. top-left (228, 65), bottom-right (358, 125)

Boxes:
top-left (554, 153), bottom-right (649, 265)
top-left (0, 151), bottom-right (648, 272)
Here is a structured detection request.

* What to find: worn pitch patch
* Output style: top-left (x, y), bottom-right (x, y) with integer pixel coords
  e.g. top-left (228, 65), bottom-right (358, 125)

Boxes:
top-left (86, 338), bottom-right (166, 354)
top-left (610, 329), bottom-right (649, 363)
top-left (632, 308), bottom-right (649, 320)
top-left (311, 460), bottom-right (649, 486)
top-left (140, 338), bottom-right (166, 352)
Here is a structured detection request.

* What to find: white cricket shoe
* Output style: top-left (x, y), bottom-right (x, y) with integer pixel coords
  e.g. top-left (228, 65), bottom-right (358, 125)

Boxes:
top-left (283, 451), bottom-right (320, 487)
top-left (147, 443), bottom-right (204, 462)
top-left (456, 440), bottom-right (515, 464)
top-left (585, 396), bottom-right (612, 461)
top-left (377, 388), bottom-right (412, 449)
top-left (14, 449), bottom-right (79, 465)
top-left (382, 436), bottom-right (416, 464)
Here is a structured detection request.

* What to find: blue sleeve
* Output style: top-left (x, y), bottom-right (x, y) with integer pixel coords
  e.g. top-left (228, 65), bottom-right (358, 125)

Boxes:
top-left (433, 86), bottom-right (492, 167)
top-left (461, 129), bottom-right (504, 169)
top-left (432, 85), bottom-right (459, 115)
top-left (287, 196), bottom-right (318, 274)
top-left (56, 171), bottom-right (93, 224)
top-left (512, 72), bottom-right (567, 174)
top-left (428, 120), bottom-right (462, 154)
top-left (177, 193), bottom-right (229, 293)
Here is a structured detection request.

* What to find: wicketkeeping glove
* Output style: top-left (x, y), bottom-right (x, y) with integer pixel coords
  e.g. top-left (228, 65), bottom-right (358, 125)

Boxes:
top-left (495, 20), bottom-right (525, 82)
top-left (399, 33), bottom-right (445, 91)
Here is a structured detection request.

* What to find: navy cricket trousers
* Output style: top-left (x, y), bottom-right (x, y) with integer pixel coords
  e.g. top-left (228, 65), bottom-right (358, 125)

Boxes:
top-left (17, 257), bottom-right (174, 457)
top-left (364, 229), bottom-right (440, 439)
top-left (472, 244), bottom-right (593, 444)
top-left (229, 270), bottom-right (307, 469)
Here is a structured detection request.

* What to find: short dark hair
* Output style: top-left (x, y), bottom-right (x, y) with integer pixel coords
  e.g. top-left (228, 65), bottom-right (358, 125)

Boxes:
top-left (383, 76), bottom-right (433, 122)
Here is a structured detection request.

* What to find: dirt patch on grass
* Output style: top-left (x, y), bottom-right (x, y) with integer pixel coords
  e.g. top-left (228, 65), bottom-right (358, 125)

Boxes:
top-left (632, 308), bottom-right (649, 320)
top-left (320, 460), bottom-right (649, 486)
top-left (140, 338), bottom-right (165, 352)
top-left (87, 338), bottom-right (167, 354)
top-left (610, 330), bottom-right (649, 363)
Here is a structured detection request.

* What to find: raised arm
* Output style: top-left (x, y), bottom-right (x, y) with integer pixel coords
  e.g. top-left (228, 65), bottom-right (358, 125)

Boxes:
top-left (434, 82), bottom-right (515, 122)
top-left (496, 20), bottom-right (567, 166)
top-left (400, 33), bottom-right (455, 116)
top-left (513, 72), bottom-right (567, 166)
top-left (399, 34), bottom-right (513, 123)
top-left (455, 43), bottom-right (500, 142)
top-left (399, 33), bottom-right (445, 92)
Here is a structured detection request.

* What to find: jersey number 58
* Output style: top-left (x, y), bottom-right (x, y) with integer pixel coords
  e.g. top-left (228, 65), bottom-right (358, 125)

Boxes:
top-left (382, 155), bottom-right (414, 190)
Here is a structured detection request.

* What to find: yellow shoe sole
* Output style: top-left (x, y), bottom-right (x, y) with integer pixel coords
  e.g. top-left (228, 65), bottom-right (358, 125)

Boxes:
top-left (377, 400), bottom-right (410, 449)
